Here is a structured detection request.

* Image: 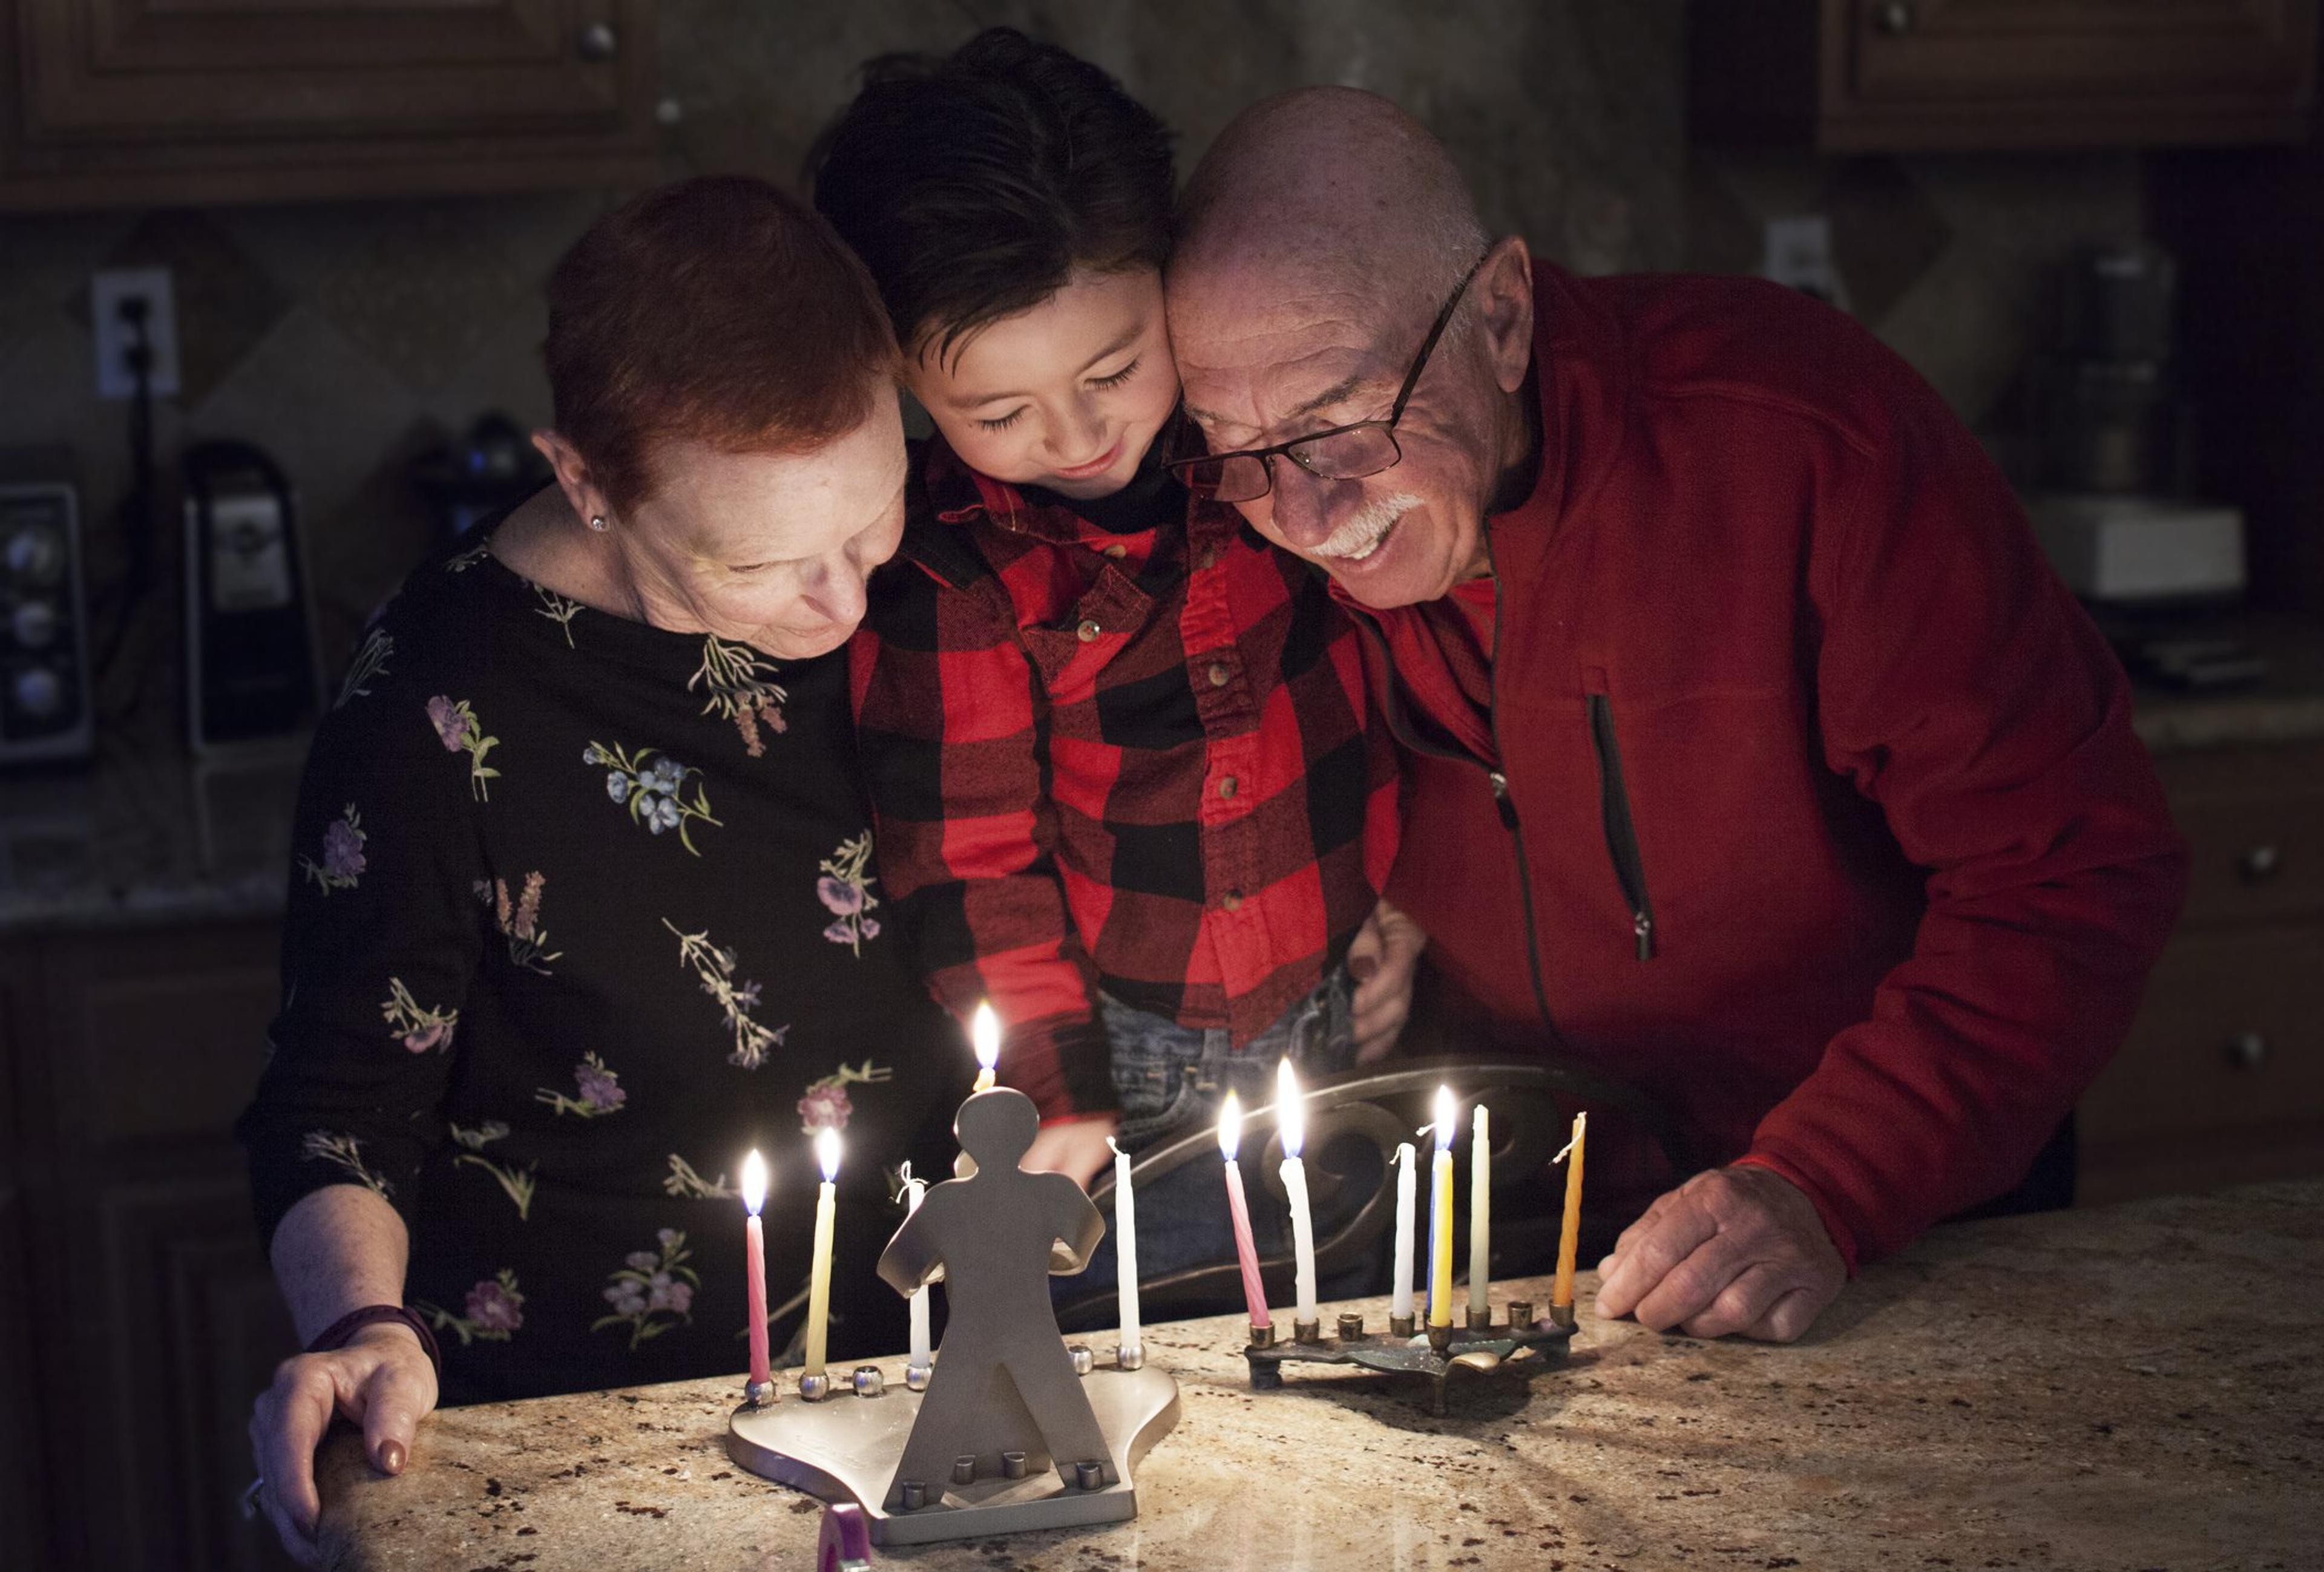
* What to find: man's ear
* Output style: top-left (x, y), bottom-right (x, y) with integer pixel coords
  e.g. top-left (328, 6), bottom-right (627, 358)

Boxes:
top-left (530, 430), bottom-right (609, 528)
top-left (1475, 235), bottom-right (1536, 396)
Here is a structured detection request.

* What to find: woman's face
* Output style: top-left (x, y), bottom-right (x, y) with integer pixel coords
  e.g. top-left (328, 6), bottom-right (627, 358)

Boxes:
top-left (622, 400), bottom-right (910, 660)
top-left (906, 266), bottom-right (1180, 500)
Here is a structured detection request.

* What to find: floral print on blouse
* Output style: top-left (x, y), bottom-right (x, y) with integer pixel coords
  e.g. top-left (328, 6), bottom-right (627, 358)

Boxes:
top-left (239, 517), bottom-right (973, 1406)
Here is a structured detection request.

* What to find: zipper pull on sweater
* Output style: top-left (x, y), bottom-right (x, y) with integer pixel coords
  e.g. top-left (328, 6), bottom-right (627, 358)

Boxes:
top-left (1488, 770), bottom-right (1518, 830)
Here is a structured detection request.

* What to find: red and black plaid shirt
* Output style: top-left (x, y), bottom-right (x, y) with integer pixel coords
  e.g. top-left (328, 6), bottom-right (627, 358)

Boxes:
top-left (850, 437), bottom-right (1400, 1121)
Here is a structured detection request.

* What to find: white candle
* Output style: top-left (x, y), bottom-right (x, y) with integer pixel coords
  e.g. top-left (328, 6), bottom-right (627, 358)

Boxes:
top-left (741, 1150), bottom-right (770, 1389)
top-left (1468, 1103), bottom-right (1491, 1319)
top-left (1109, 1136), bottom-right (1141, 1361)
top-left (1390, 1141), bottom-right (1417, 1322)
top-left (1429, 1086), bottom-right (1455, 1329)
top-left (970, 1000), bottom-right (1000, 1093)
top-left (1276, 1058), bottom-right (1318, 1328)
top-left (901, 1163), bottom-right (930, 1374)
top-left (803, 1127), bottom-right (841, 1379)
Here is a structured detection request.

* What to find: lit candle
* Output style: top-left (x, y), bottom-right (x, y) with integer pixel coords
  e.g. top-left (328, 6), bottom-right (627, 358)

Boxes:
top-left (901, 1162), bottom-right (930, 1376)
top-left (970, 1000), bottom-right (1000, 1093)
top-left (741, 1149), bottom-right (771, 1391)
top-left (1109, 1136), bottom-right (1141, 1362)
top-left (1390, 1142), bottom-right (1417, 1324)
top-left (1217, 1093), bottom-right (1273, 1334)
top-left (1428, 1085), bottom-right (1455, 1329)
top-left (1550, 1111), bottom-right (1587, 1316)
top-left (1276, 1058), bottom-right (1318, 1329)
top-left (803, 1127), bottom-right (841, 1380)
top-left (1468, 1102), bottom-right (1491, 1321)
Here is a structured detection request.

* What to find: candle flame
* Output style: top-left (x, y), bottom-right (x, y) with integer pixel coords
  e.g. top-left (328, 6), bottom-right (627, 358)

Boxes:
top-left (1433, 1085), bottom-right (1457, 1151)
top-left (970, 1000), bottom-right (1001, 1073)
top-left (815, 1125), bottom-right (842, 1184)
top-left (1218, 1091), bottom-right (1244, 1161)
top-left (1275, 1057), bottom-right (1305, 1159)
top-left (740, 1148), bottom-right (767, 1216)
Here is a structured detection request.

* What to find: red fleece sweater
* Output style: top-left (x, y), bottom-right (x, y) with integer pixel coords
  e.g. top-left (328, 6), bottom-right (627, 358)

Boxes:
top-left (1364, 264), bottom-right (2187, 1271)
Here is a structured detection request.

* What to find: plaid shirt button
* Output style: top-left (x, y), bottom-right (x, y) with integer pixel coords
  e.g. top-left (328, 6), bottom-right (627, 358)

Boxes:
top-left (1077, 618), bottom-right (1101, 642)
top-left (1219, 776), bottom-right (1238, 799)
top-left (1103, 544), bottom-right (1129, 560)
top-left (1207, 661), bottom-right (1231, 687)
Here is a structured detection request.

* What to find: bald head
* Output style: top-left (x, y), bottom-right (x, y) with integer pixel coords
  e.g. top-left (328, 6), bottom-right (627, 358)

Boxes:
top-left (1177, 87), bottom-right (1486, 311)
top-left (1165, 88), bottom-right (1538, 612)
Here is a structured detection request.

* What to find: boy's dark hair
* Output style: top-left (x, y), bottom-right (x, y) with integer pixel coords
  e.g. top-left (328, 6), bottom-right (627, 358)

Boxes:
top-left (809, 28), bottom-right (1175, 369)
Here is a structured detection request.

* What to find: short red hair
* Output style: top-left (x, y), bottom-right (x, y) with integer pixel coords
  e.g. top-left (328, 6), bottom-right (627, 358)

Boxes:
top-left (543, 175), bottom-right (899, 514)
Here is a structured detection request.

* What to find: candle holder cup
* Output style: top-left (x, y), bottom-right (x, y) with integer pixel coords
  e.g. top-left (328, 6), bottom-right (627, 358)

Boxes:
top-left (1242, 1302), bottom-right (1575, 1416)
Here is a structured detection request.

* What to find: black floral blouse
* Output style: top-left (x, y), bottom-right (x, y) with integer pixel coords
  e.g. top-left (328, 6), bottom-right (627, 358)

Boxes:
top-left (239, 524), bottom-right (972, 1405)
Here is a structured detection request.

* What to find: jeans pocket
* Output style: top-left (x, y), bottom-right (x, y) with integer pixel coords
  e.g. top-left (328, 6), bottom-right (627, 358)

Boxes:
top-left (1101, 994), bottom-right (1207, 1147)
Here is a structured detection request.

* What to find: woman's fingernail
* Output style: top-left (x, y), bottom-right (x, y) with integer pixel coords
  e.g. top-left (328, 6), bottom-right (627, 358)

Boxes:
top-left (378, 1440), bottom-right (406, 1475)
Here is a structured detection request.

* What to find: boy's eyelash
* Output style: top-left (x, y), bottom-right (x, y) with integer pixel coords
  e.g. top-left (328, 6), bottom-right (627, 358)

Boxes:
top-left (1089, 358), bottom-right (1140, 390)
top-left (977, 408), bottom-right (1026, 432)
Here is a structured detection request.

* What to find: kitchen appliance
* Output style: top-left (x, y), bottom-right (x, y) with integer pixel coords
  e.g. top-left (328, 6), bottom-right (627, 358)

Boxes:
top-left (2030, 242), bottom-right (2192, 497)
top-left (0, 475), bottom-right (96, 765)
top-left (182, 440), bottom-right (321, 753)
top-left (2029, 493), bottom-right (2245, 604)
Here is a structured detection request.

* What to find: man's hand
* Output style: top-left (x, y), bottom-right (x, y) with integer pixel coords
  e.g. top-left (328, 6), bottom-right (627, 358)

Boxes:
top-left (1347, 897), bottom-right (1428, 1062)
top-left (1593, 1164), bottom-right (1845, 1343)
top-left (248, 1320), bottom-right (438, 1567)
top-left (1021, 1115), bottom-right (1120, 1189)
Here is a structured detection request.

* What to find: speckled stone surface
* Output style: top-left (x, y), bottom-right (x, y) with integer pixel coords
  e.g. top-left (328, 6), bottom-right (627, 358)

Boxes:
top-left (320, 1181), bottom-right (2322, 1572)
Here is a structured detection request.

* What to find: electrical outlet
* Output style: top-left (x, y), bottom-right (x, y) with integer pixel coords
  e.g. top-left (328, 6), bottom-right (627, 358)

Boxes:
top-left (1760, 216), bottom-right (1847, 312)
top-left (91, 266), bottom-right (182, 399)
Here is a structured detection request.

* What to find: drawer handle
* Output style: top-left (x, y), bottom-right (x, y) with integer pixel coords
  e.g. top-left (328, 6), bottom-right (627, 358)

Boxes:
top-left (577, 21), bottom-right (619, 61)
top-left (2239, 845), bottom-right (2282, 882)
top-left (1871, 0), bottom-right (1917, 36)
top-left (2227, 1032), bottom-right (2268, 1070)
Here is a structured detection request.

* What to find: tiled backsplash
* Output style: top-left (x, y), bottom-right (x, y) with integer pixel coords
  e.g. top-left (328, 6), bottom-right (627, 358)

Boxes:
top-left (0, 0), bottom-right (2139, 706)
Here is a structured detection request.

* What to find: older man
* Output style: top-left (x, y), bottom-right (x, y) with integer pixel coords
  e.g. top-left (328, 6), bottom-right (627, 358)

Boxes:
top-left (1164, 89), bottom-right (2186, 1342)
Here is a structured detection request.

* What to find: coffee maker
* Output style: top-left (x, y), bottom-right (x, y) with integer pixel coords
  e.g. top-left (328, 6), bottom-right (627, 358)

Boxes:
top-left (182, 440), bottom-right (321, 752)
top-left (2026, 243), bottom-right (2258, 686)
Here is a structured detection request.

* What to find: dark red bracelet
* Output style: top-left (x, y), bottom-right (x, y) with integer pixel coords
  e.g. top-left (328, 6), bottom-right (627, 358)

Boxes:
top-left (307, 1305), bottom-right (442, 1378)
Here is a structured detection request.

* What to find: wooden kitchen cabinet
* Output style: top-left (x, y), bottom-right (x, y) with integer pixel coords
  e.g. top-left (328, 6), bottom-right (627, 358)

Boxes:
top-left (5, 919), bottom-right (298, 1570)
top-left (0, 0), bottom-right (660, 211)
top-left (1690, 0), bottom-right (2319, 151)
top-left (2078, 741), bottom-right (2324, 1202)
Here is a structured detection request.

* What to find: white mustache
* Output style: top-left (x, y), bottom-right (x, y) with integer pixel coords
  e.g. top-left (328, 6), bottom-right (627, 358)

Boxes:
top-left (1315, 492), bottom-right (1422, 558)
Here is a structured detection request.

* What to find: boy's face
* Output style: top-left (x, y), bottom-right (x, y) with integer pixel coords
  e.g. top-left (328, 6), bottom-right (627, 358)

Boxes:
top-left (908, 266), bottom-right (1180, 500)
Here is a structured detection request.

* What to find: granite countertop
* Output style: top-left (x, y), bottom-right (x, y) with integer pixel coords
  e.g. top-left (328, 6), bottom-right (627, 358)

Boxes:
top-left (0, 727), bottom-right (300, 936)
top-left (319, 1180), bottom-right (2322, 1572)
top-left (2128, 610), bottom-right (2324, 755)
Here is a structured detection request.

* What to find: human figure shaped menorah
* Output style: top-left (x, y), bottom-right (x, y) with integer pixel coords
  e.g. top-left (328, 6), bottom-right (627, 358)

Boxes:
top-left (877, 1087), bottom-right (1113, 1506)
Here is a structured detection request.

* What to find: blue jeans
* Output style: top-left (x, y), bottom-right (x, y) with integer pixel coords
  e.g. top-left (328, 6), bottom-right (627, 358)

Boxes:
top-left (1054, 968), bottom-right (1387, 1327)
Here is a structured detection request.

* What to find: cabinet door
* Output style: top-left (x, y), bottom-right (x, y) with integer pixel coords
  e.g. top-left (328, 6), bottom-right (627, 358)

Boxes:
top-left (16, 923), bottom-right (301, 1570)
top-left (1850, 0), bottom-right (2314, 102)
top-left (2078, 924), bottom-right (2324, 1202)
top-left (23, 0), bottom-right (644, 141)
top-left (0, 960), bottom-right (53, 1571)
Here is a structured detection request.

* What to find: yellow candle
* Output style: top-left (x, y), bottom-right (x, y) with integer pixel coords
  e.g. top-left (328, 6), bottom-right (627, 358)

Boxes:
top-left (970, 1000), bottom-right (999, 1093)
top-left (1428, 1084), bottom-right (1456, 1328)
top-left (803, 1127), bottom-right (841, 1378)
top-left (1551, 1112), bottom-right (1587, 1311)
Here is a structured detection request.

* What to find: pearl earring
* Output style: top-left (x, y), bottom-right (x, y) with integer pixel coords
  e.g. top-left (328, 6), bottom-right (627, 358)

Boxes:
top-left (587, 514), bottom-right (609, 532)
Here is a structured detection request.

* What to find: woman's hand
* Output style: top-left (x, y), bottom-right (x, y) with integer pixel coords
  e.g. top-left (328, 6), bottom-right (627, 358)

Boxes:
top-left (1348, 897), bottom-right (1428, 1061)
top-left (248, 1320), bottom-right (439, 1567)
top-left (1021, 1114), bottom-right (1121, 1189)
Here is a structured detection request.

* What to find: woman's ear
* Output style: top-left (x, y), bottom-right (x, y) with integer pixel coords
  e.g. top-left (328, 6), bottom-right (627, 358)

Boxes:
top-left (531, 430), bottom-right (609, 527)
top-left (1476, 235), bottom-right (1536, 396)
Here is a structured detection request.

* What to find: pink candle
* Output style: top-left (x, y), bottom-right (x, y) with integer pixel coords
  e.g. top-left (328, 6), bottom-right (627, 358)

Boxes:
top-left (741, 1150), bottom-right (770, 1389)
top-left (1217, 1093), bottom-right (1272, 1331)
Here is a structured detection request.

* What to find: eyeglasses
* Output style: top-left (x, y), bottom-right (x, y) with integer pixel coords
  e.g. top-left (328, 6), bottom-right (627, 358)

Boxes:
top-left (1168, 252), bottom-right (1489, 505)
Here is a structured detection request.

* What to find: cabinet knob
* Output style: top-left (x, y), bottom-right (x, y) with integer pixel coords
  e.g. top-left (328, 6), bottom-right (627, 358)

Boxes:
top-left (577, 21), bottom-right (619, 61)
top-left (1872, 0), bottom-right (1917, 36)
top-left (2239, 845), bottom-right (2282, 882)
top-left (2227, 1032), bottom-right (2268, 1070)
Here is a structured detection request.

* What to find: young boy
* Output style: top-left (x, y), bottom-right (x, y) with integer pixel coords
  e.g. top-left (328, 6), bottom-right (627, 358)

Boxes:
top-left (814, 31), bottom-right (1409, 1239)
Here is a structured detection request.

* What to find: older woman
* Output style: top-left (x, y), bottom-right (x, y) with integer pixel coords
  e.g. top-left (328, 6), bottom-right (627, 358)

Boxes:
top-left (238, 177), bottom-right (968, 1565)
